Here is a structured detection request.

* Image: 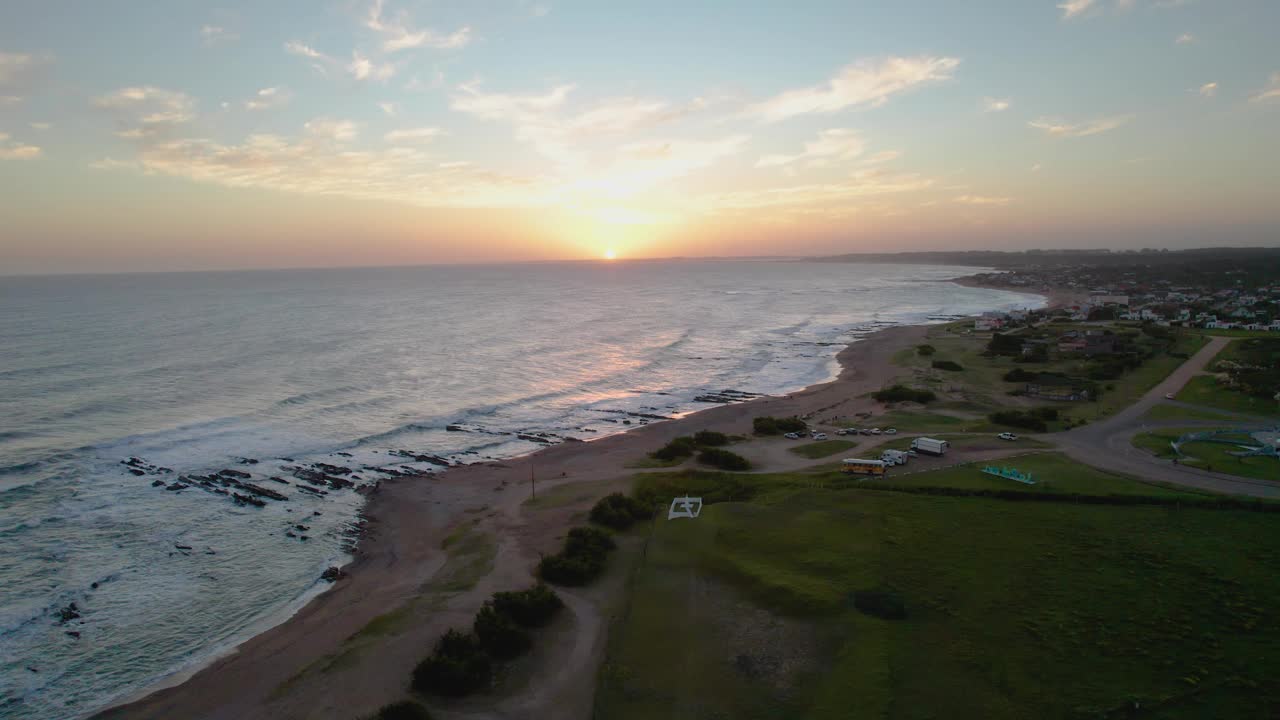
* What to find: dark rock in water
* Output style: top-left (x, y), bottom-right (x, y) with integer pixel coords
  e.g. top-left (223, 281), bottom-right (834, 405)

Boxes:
top-left (517, 433), bottom-right (557, 444)
top-left (294, 484), bottom-right (328, 497)
top-left (294, 524), bottom-right (310, 531)
top-left (91, 582), bottom-right (99, 590)
top-left (390, 450), bottom-right (452, 466)
top-left (320, 566), bottom-right (344, 582)
top-left (446, 424), bottom-right (465, 432)
top-left (166, 482), bottom-right (188, 491)
top-left (65, 631), bottom-right (81, 639)
top-left (218, 469), bottom-right (252, 479)
top-left (335, 451), bottom-right (353, 458)
top-left (174, 543), bottom-right (193, 550)
top-left (285, 531), bottom-right (297, 538)
top-left (280, 457), bottom-right (295, 462)
top-left (241, 482), bottom-right (288, 501)
top-left (299, 535), bottom-right (309, 541)
top-left (237, 458), bottom-right (260, 465)
top-left (232, 492), bottom-right (266, 507)
top-left (55, 603), bottom-right (81, 623)
top-left (313, 462), bottom-right (352, 475)
top-left (151, 479), bottom-right (165, 487)
top-left (128, 468), bottom-right (146, 476)
top-left (268, 476), bottom-right (289, 485)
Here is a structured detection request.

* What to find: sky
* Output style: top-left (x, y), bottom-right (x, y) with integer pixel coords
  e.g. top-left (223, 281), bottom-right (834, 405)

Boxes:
top-left (1, 0), bottom-right (1278, 274)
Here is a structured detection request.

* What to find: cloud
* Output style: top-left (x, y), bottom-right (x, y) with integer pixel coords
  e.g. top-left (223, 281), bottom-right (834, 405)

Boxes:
top-left (0, 52), bottom-right (52, 102)
top-left (94, 87), bottom-right (197, 136)
top-left (245, 86), bottom-right (291, 110)
top-left (983, 97), bottom-right (1011, 112)
top-left (385, 127), bottom-right (442, 143)
top-left (953, 194), bottom-right (1012, 206)
top-left (200, 25), bottom-right (239, 46)
top-left (30, 122), bottom-right (51, 130)
top-left (746, 56), bottom-right (960, 123)
top-left (1175, 33), bottom-right (1195, 44)
top-left (1058, 0), bottom-right (1097, 19)
top-left (365, 0), bottom-right (471, 52)
top-left (578, 135), bottom-right (749, 197)
top-left (378, 101), bottom-right (398, 116)
top-left (451, 83), bottom-right (574, 122)
top-left (756, 128), bottom-right (865, 168)
top-left (1028, 114), bottom-right (1133, 137)
top-left (0, 131), bottom-right (41, 159)
top-left (1197, 82), bottom-right (1217, 98)
top-left (304, 119), bottom-right (359, 142)
top-left (700, 167), bottom-right (935, 212)
top-left (285, 42), bottom-right (395, 82)
top-left (1250, 73), bottom-right (1280, 103)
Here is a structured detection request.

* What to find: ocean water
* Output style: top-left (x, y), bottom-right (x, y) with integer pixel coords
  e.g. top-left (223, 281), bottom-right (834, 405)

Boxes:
top-left (0, 260), bottom-right (1041, 718)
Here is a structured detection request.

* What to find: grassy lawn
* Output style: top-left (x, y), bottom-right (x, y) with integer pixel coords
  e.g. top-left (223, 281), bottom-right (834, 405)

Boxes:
top-left (1176, 376), bottom-right (1279, 418)
top-left (855, 410), bottom-right (984, 433)
top-left (1133, 428), bottom-right (1280, 483)
top-left (878, 433), bottom-right (1052, 452)
top-left (788, 439), bottom-right (858, 459)
top-left (1142, 403), bottom-right (1238, 423)
top-left (596, 485), bottom-right (1280, 719)
top-left (873, 452), bottom-right (1202, 497)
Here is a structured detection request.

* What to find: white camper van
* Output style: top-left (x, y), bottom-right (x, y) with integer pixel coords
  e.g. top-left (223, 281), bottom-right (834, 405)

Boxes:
top-left (910, 437), bottom-right (950, 456)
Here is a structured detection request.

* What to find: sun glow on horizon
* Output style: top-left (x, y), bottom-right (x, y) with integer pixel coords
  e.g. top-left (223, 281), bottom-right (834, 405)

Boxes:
top-left (603, 248), bottom-right (618, 260)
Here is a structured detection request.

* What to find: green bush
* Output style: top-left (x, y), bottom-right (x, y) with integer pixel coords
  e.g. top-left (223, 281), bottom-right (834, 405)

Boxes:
top-left (989, 410), bottom-right (1052, 432)
top-left (473, 602), bottom-right (532, 661)
top-left (590, 492), bottom-right (652, 530)
top-left (873, 385), bottom-right (937, 404)
top-left (696, 448), bottom-right (751, 471)
top-left (931, 359), bottom-right (963, 372)
top-left (412, 629), bottom-right (492, 697)
top-left (372, 701), bottom-right (433, 720)
top-left (986, 333), bottom-right (1024, 356)
top-left (1003, 368), bottom-right (1037, 382)
top-left (853, 589), bottom-right (907, 620)
top-left (692, 430), bottom-right (730, 446)
top-left (632, 470), bottom-right (756, 509)
top-left (491, 583), bottom-right (563, 628)
top-left (916, 344), bottom-right (936, 356)
top-left (651, 436), bottom-right (697, 461)
top-left (538, 527), bottom-right (616, 586)
top-left (752, 416), bottom-right (807, 435)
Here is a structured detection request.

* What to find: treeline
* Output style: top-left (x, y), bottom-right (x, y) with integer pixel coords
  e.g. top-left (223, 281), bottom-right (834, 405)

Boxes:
top-left (650, 430), bottom-right (750, 470)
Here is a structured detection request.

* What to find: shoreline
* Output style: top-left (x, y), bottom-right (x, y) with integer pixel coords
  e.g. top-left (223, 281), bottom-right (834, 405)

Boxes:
top-left (94, 275), bottom-right (1051, 720)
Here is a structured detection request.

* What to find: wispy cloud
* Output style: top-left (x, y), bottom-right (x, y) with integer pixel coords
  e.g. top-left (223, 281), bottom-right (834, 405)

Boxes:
top-left (385, 127), bottom-right (442, 143)
top-left (284, 42), bottom-right (396, 82)
top-left (0, 131), bottom-right (41, 160)
top-left (1058, 0), bottom-right (1097, 19)
top-left (1250, 72), bottom-right (1280, 103)
top-left (1028, 114), bottom-right (1133, 137)
top-left (365, 0), bottom-right (471, 52)
top-left (94, 87), bottom-right (197, 137)
top-left (304, 118), bottom-right (359, 142)
top-left (200, 25), bottom-right (239, 46)
top-left (746, 56), bottom-right (960, 123)
top-left (953, 194), bottom-right (1012, 206)
top-left (1175, 32), bottom-right (1195, 44)
top-left (756, 128), bottom-right (865, 168)
top-left (983, 97), bottom-right (1011, 112)
top-left (245, 86), bottom-right (291, 110)
top-left (700, 168), bottom-right (935, 212)
top-left (0, 52), bottom-right (52, 103)
top-left (1197, 82), bottom-right (1217, 98)
top-left (1064, 0), bottom-right (1189, 20)
top-left (378, 102), bottom-right (398, 116)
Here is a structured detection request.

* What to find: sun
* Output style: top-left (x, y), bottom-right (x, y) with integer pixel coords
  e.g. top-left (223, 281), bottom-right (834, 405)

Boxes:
top-left (603, 248), bottom-right (618, 260)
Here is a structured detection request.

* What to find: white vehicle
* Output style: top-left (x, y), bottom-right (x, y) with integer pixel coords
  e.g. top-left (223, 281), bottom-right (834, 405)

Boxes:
top-left (997, 432), bottom-right (1019, 441)
top-left (880, 449), bottom-right (909, 465)
top-left (784, 432), bottom-right (801, 439)
top-left (911, 437), bottom-right (950, 456)
top-left (834, 429), bottom-right (849, 436)
top-left (884, 428), bottom-right (897, 435)
top-left (870, 428), bottom-right (882, 435)
top-left (811, 432), bottom-right (828, 441)
top-left (1164, 392), bottom-right (1175, 400)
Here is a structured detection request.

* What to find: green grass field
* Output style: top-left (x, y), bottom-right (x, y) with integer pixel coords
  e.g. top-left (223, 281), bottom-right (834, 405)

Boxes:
top-left (872, 452), bottom-right (1202, 497)
top-left (1142, 403), bottom-right (1238, 423)
top-left (596, 478), bottom-right (1280, 719)
top-left (1133, 428), bottom-right (1280, 483)
top-left (788, 439), bottom-right (858, 459)
top-left (1176, 376), bottom-right (1279, 418)
top-left (877, 433), bottom-right (1052, 453)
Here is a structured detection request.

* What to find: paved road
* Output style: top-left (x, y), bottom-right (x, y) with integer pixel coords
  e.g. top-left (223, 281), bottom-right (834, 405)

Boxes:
top-left (1053, 336), bottom-right (1280, 498)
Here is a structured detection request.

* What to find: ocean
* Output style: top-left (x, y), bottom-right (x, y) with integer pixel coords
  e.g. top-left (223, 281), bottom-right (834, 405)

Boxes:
top-left (0, 260), bottom-right (1041, 718)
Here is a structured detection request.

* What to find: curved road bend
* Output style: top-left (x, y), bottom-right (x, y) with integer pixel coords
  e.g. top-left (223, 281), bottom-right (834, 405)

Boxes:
top-left (1052, 336), bottom-right (1280, 499)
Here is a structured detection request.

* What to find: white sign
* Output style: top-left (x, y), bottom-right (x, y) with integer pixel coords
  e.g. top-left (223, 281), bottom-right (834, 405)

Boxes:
top-left (667, 496), bottom-right (703, 520)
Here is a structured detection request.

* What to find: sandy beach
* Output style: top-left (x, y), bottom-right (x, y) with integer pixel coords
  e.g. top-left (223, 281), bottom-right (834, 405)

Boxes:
top-left (96, 278), bottom-right (1053, 720)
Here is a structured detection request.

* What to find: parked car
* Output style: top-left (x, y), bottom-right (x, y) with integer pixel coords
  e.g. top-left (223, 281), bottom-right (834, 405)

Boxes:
top-left (884, 428), bottom-right (897, 435)
top-left (834, 429), bottom-right (850, 436)
top-left (904, 449), bottom-right (918, 458)
top-left (1164, 392), bottom-right (1175, 400)
top-left (811, 432), bottom-right (828, 441)
top-left (784, 432), bottom-right (801, 439)
top-left (869, 428), bottom-right (882, 435)
top-left (997, 432), bottom-right (1018, 441)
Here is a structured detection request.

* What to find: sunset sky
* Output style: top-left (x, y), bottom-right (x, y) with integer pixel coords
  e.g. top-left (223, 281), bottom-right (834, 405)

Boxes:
top-left (1, 0), bottom-right (1278, 273)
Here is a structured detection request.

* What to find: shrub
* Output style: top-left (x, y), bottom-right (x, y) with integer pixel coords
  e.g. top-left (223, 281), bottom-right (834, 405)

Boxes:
top-left (538, 526), bottom-right (616, 586)
top-left (373, 701), bottom-right (432, 720)
top-left (931, 359), bottom-right (963, 372)
top-left (651, 436), bottom-right (697, 461)
top-left (412, 629), bottom-right (492, 697)
top-left (916, 344), bottom-right (936, 356)
top-left (988, 410), bottom-right (1055, 432)
top-left (853, 589), bottom-right (907, 620)
top-left (873, 385), bottom-right (937, 404)
top-left (473, 602), bottom-right (532, 661)
top-left (1003, 368), bottom-right (1037, 382)
top-left (491, 583), bottom-right (563, 628)
top-left (590, 492), bottom-right (652, 530)
top-left (696, 448), bottom-right (751, 471)
top-left (632, 470), bottom-right (756, 509)
top-left (693, 430), bottom-right (729, 446)
top-left (986, 333), bottom-right (1024, 356)
top-left (752, 416), bottom-right (807, 435)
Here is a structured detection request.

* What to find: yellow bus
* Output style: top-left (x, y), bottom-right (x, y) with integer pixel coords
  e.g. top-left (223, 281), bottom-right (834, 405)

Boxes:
top-left (841, 458), bottom-right (889, 476)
